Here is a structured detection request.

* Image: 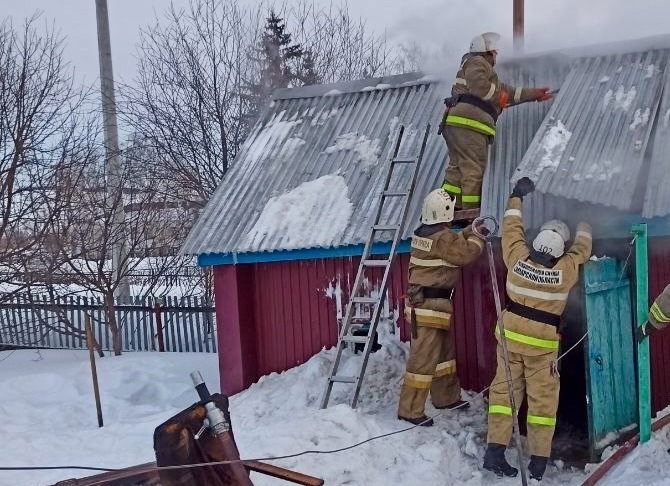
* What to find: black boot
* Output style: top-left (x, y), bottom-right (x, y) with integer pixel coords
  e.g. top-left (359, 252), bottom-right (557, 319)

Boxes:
top-left (483, 444), bottom-right (518, 477)
top-left (528, 455), bottom-right (549, 481)
top-left (398, 415), bottom-right (434, 426)
top-left (434, 399), bottom-right (470, 410)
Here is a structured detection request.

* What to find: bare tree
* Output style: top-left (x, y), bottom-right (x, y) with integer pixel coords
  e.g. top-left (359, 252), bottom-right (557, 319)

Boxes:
top-left (284, 1), bottom-right (400, 83)
top-left (122, 0), bottom-right (409, 206)
top-left (0, 15), bottom-right (94, 302)
top-left (121, 0), bottom-right (253, 205)
top-left (49, 155), bottom-right (194, 355)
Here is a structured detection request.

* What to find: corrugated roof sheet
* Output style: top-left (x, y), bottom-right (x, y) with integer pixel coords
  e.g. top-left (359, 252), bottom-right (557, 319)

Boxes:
top-left (183, 73), bottom-right (452, 256)
top-left (514, 49), bottom-right (668, 211)
top-left (645, 66), bottom-right (670, 218)
top-left (481, 55), bottom-right (573, 225)
top-left (185, 42), bottom-right (670, 258)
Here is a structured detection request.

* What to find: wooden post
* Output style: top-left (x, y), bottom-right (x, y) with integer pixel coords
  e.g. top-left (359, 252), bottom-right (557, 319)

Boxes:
top-left (153, 300), bottom-right (165, 352)
top-left (632, 223), bottom-right (651, 443)
top-left (86, 314), bottom-right (104, 427)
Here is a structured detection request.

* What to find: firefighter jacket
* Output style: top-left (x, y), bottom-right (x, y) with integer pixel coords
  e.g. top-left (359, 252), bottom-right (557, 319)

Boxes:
top-left (446, 54), bottom-right (538, 137)
top-left (649, 283), bottom-right (670, 330)
top-left (404, 223), bottom-right (485, 329)
top-left (499, 196), bottom-right (592, 355)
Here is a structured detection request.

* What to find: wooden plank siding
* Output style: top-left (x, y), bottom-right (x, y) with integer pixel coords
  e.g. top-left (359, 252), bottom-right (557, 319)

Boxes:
top-left (212, 237), bottom-right (670, 418)
top-left (213, 243), bottom-right (503, 395)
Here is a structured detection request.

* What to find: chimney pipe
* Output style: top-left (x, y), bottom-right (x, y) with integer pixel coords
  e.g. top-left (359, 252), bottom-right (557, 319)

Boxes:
top-left (513, 0), bottom-right (524, 54)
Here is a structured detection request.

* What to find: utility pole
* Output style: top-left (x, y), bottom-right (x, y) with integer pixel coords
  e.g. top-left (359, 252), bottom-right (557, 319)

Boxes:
top-left (513, 0), bottom-right (524, 55)
top-left (95, 0), bottom-right (130, 297)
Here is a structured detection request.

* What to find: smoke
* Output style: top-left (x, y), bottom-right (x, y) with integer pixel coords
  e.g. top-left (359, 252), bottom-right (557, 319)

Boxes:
top-left (374, 0), bottom-right (670, 77)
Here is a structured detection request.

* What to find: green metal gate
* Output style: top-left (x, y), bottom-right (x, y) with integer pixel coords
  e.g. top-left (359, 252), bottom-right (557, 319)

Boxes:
top-left (583, 257), bottom-right (637, 458)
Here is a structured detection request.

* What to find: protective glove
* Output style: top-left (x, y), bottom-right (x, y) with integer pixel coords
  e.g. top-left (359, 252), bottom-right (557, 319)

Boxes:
top-left (473, 222), bottom-right (491, 239)
top-left (534, 87), bottom-right (554, 102)
top-left (511, 177), bottom-right (535, 199)
top-left (499, 90), bottom-right (510, 109)
top-left (636, 321), bottom-right (657, 342)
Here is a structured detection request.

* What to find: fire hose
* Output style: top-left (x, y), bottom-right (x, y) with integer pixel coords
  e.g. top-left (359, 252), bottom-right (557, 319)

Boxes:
top-left (473, 216), bottom-right (529, 486)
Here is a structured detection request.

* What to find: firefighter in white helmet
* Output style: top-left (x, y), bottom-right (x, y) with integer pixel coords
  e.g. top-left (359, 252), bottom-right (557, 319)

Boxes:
top-left (439, 32), bottom-right (554, 222)
top-left (397, 189), bottom-right (487, 426)
top-left (483, 177), bottom-right (592, 480)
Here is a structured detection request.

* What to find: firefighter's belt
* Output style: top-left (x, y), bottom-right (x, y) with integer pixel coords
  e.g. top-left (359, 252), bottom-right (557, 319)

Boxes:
top-left (506, 300), bottom-right (561, 328)
top-left (446, 93), bottom-right (498, 122)
top-left (421, 287), bottom-right (454, 300)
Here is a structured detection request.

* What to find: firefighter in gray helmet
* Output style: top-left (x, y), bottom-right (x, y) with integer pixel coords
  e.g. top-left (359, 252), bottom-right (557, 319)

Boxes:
top-left (440, 32), bottom-right (554, 220)
top-left (483, 177), bottom-right (592, 481)
top-left (397, 189), bottom-right (486, 426)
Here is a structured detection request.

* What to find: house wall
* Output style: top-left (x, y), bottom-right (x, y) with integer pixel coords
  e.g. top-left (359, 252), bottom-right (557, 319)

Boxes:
top-left (648, 237), bottom-right (670, 414)
top-left (213, 237), bottom-right (670, 415)
top-left (213, 243), bottom-right (505, 396)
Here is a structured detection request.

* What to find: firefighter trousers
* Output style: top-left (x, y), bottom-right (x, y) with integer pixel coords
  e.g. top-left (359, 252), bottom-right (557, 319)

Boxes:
top-left (487, 346), bottom-right (559, 457)
top-left (398, 324), bottom-right (460, 419)
top-left (442, 125), bottom-right (490, 210)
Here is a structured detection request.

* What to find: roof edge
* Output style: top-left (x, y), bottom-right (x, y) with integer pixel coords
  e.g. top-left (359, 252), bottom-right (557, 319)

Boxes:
top-left (271, 72), bottom-right (439, 100)
top-left (196, 241), bottom-right (412, 266)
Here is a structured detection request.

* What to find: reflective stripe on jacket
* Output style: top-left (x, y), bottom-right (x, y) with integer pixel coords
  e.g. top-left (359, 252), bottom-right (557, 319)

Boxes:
top-left (499, 196), bottom-right (592, 355)
top-left (649, 283), bottom-right (670, 330)
top-left (406, 223), bottom-right (484, 329)
top-left (447, 54), bottom-right (536, 137)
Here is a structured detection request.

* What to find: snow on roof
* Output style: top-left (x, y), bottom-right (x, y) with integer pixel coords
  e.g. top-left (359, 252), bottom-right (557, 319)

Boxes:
top-left (186, 40), bottom-right (670, 259)
top-left (183, 73), bottom-right (449, 257)
top-left (238, 174), bottom-right (353, 252)
top-left (513, 48), bottom-right (669, 214)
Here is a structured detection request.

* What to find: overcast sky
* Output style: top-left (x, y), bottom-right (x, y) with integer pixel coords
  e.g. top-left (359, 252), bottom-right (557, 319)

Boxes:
top-left (4, 0), bottom-right (670, 86)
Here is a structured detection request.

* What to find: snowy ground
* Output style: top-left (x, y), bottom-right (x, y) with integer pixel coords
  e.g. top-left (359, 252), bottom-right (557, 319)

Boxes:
top-left (1, 336), bottom-right (670, 486)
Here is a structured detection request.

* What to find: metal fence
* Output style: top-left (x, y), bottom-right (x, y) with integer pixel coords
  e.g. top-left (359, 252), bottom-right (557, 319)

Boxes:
top-left (0, 295), bottom-right (216, 353)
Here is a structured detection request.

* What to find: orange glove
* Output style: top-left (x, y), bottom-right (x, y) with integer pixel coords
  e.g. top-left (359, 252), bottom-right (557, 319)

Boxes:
top-left (499, 90), bottom-right (510, 109)
top-left (534, 87), bottom-right (553, 102)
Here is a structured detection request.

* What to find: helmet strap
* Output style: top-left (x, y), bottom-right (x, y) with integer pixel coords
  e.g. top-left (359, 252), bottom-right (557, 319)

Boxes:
top-left (528, 249), bottom-right (558, 268)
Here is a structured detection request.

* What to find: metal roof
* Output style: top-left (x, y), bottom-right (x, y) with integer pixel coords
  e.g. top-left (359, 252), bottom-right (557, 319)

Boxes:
top-left (185, 43), bottom-right (670, 259)
top-left (645, 65), bottom-right (670, 218)
top-left (513, 49), bottom-right (669, 214)
top-left (182, 73), bottom-right (451, 256)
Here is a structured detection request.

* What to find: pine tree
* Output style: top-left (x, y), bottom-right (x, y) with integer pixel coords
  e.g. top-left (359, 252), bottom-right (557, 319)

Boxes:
top-left (242, 11), bottom-right (309, 129)
top-left (299, 49), bottom-right (320, 86)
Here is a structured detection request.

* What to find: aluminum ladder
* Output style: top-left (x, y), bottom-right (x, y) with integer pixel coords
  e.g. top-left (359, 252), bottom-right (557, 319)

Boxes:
top-left (320, 123), bottom-right (430, 409)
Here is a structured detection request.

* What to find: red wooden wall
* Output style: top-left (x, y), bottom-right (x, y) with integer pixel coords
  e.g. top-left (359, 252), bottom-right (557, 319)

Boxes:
top-left (214, 237), bottom-right (670, 416)
top-left (213, 244), bottom-right (505, 395)
top-left (648, 237), bottom-right (670, 414)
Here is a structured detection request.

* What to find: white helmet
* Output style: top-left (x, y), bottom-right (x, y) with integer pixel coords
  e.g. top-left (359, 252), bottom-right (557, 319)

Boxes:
top-left (421, 189), bottom-right (455, 225)
top-left (540, 219), bottom-right (570, 242)
top-left (470, 32), bottom-right (501, 53)
top-left (532, 230), bottom-right (565, 258)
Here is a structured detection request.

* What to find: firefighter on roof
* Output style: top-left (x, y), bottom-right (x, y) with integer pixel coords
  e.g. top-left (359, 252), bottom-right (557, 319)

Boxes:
top-left (397, 189), bottom-right (486, 426)
top-left (483, 177), bottom-right (592, 481)
top-left (440, 32), bottom-right (553, 219)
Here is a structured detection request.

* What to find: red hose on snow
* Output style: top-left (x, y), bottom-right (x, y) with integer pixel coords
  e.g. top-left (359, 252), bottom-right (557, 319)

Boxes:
top-left (582, 414), bottom-right (670, 485)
